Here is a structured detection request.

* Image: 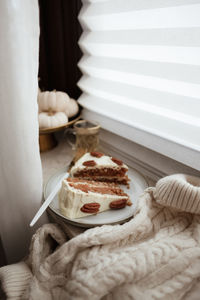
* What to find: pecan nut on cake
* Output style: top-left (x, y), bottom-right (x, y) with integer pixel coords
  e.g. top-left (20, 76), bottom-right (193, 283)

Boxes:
top-left (70, 151), bottom-right (130, 185)
top-left (59, 152), bottom-right (131, 219)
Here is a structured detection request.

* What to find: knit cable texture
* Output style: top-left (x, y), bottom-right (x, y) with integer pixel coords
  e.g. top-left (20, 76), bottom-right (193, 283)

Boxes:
top-left (154, 174), bottom-right (200, 214)
top-left (1, 174), bottom-right (200, 300)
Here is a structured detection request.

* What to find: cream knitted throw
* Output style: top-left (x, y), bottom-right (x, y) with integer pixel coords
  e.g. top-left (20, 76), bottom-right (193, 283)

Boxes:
top-left (1, 174), bottom-right (200, 300)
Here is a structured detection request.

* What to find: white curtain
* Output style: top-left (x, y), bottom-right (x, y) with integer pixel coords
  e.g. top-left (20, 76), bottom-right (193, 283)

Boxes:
top-left (0, 0), bottom-right (48, 263)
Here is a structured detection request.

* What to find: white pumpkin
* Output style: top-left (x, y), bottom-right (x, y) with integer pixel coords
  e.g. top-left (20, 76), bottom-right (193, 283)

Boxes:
top-left (38, 90), bottom-right (70, 113)
top-left (65, 98), bottom-right (79, 118)
top-left (39, 111), bottom-right (68, 129)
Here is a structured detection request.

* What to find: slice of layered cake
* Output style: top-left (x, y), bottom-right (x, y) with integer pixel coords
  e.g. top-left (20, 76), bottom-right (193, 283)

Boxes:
top-left (70, 152), bottom-right (130, 186)
top-left (59, 178), bottom-right (130, 219)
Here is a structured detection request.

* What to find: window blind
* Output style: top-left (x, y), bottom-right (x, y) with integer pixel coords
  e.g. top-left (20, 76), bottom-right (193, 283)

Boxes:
top-left (77, 0), bottom-right (200, 168)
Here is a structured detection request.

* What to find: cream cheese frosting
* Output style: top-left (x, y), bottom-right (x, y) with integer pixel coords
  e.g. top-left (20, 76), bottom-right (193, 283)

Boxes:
top-left (70, 152), bottom-right (128, 177)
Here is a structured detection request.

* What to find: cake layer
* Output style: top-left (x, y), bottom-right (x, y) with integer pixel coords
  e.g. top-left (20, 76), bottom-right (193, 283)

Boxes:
top-left (67, 178), bottom-right (119, 187)
top-left (68, 181), bottom-right (127, 196)
top-left (59, 178), bottom-right (130, 219)
top-left (72, 168), bottom-right (127, 178)
top-left (72, 175), bottom-right (130, 185)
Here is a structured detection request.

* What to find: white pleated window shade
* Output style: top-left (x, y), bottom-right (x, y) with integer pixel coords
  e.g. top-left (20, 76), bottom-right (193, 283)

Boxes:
top-left (77, 0), bottom-right (200, 169)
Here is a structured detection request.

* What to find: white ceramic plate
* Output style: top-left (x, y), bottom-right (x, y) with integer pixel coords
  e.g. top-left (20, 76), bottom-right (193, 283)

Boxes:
top-left (45, 167), bottom-right (148, 228)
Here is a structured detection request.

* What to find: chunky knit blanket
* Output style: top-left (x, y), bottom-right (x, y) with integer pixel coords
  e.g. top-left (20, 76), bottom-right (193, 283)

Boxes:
top-left (1, 174), bottom-right (200, 300)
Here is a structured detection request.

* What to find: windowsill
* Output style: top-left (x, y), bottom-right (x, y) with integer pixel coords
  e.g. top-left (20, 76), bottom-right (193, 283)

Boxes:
top-left (81, 107), bottom-right (200, 172)
top-left (40, 118), bottom-right (200, 190)
top-left (40, 134), bottom-right (74, 186)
